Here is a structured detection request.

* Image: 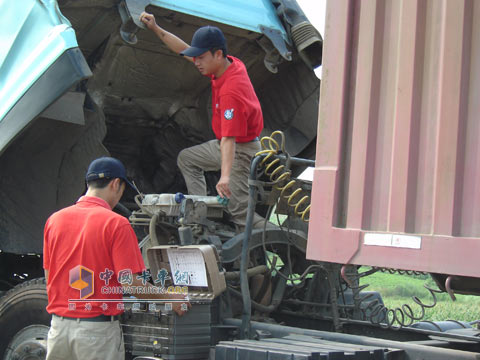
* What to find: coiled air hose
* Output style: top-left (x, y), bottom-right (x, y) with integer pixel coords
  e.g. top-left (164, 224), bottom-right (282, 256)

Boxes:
top-left (255, 130), bottom-right (311, 222)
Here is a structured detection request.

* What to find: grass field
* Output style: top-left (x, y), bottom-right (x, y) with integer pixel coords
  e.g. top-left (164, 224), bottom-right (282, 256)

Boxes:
top-left (361, 270), bottom-right (480, 323)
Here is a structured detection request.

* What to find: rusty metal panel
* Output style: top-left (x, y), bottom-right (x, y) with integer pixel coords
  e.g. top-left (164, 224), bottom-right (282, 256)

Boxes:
top-left (307, 0), bottom-right (480, 277)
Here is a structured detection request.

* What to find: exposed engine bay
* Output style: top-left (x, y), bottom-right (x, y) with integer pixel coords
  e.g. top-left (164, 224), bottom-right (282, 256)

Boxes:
top-left (122, 131), bottom-right (324, 358)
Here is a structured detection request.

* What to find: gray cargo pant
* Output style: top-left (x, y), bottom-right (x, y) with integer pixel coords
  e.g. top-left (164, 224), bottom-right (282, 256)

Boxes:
top-left (177, 139), bottom-right (261, 226)
top-left (46, 315), bottom-right (124, 360)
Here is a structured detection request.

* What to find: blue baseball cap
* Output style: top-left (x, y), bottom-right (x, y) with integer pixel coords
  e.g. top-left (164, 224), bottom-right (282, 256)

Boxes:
top-left (86, 157), bottom-right (136, 190)
top-left (180, 26), bottom-right (226, 57)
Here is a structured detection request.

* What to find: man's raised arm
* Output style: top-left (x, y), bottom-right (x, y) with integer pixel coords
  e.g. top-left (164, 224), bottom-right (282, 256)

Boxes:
top-left (140, 12), bottom-right (194, 62)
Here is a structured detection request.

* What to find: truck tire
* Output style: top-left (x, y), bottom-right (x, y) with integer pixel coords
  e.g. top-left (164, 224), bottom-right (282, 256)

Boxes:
top-left (0, 278), bottom-right (50, 360)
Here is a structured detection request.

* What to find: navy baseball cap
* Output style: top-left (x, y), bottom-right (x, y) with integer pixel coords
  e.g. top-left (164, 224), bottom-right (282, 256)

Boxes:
top-left (180, 26), bottom-right (226, 57)
top-left (86, 157), bottom-right (136, 190)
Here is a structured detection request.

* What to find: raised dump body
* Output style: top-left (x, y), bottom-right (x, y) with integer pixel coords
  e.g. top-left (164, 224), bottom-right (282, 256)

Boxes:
top-left (308, 0), bottom-right (480, 279)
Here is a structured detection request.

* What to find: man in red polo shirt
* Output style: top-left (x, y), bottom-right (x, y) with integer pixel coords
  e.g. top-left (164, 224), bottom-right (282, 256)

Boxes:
top-left (43, 157), bottom-right (188, 360)
top-left (141, 12), bottom-right (263, 228)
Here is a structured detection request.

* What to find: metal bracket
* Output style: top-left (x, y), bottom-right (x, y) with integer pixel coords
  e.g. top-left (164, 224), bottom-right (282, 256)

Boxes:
top-left (445, 275), bottom-right (457, 301)
top-left (260, 25), bottom-right (292, 61)
top-left (40, 91), bottom-right (86, 125)
top-left (178, 199), bottom-right (216, 231)
top-left (257, 25), bottom-right (292, 73)
top-left (118, 0), bottom-right (150, 45)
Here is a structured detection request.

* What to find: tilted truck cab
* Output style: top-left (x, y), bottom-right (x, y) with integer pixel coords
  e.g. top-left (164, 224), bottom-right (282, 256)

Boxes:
top-left (0, 0), bottom-right (320, 271)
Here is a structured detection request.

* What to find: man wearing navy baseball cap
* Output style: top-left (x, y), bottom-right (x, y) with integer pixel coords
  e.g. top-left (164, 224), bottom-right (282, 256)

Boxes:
top-left (86, 156), bottom-right (137, 191)
top-left (43, 156), bottom-right (189, 359)
top-left (179, 25), bottom-right (227, 58)
top-left (140, 12), bottom-right (264, 228)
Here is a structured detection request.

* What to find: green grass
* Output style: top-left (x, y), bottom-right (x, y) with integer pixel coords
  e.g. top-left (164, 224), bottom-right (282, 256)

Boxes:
top-left (361, 270), bottom-right (480, 323)
top-left (269, 210), bottom-right (287, 225)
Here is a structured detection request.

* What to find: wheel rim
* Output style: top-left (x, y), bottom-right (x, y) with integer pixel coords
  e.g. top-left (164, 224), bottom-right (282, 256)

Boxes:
top-left (4, 325), bottom-right (49, 360)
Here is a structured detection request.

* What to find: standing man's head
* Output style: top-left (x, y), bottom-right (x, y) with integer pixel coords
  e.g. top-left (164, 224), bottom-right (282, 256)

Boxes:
top-left (180, 26), bottom-right (229, 77)
top-left (85, 157), bottom-right (135, 209)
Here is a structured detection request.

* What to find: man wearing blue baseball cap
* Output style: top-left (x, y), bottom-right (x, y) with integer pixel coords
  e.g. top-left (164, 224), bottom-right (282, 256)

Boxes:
top-left (140, 12), bottom-right (264, 228)
top-left (85, 156), bottom-right (137, 192)
top-left (43, 157), bottom-right (189, 360)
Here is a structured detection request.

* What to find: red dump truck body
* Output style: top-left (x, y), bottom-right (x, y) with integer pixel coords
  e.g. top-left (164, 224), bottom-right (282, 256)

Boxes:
top-left (307, 0), bottom-right (480, 278)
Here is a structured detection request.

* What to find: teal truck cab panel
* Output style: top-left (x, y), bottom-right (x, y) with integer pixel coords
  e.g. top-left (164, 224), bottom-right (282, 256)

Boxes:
top-left (0, 0), bottom-right (91, 155)
top-left (151, 0), bottom-right (288, 40)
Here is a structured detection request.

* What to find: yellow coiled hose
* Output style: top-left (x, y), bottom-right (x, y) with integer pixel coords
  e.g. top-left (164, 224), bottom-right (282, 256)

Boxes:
top-left (255, 131), bottom-right (310, 222)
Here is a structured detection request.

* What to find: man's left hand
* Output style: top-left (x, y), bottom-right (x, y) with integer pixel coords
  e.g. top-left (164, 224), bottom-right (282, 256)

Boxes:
top-left (172, 301), bottom-right (192, 316)
top-left (216, 176), bottom-right (231, 199)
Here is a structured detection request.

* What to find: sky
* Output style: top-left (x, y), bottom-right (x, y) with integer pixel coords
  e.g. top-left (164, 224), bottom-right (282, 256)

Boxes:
top-left (297, 0), bottom-right (326, 78)
top-left (297, 0), bottom-right (326, 35)
top-left (293, 0), bottom-right (326, 180)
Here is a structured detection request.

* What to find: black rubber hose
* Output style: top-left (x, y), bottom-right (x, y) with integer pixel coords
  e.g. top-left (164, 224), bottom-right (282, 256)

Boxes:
top-left (239, 155), bottom-right (264, 339)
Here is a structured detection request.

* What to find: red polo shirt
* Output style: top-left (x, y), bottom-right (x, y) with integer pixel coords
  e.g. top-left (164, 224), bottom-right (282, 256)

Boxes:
top-left (211, 56), bottom-right (263, 143)
top-left (43, 196), bottom-right (145, 317)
